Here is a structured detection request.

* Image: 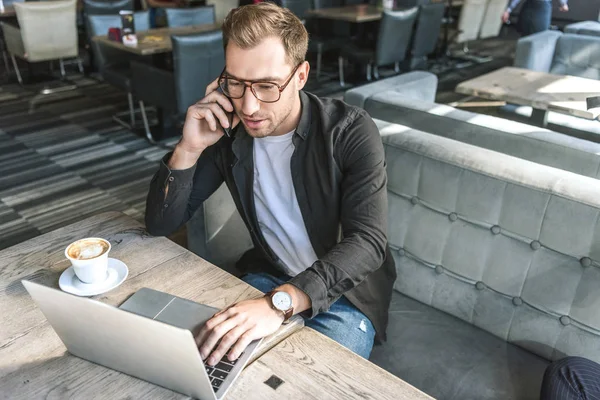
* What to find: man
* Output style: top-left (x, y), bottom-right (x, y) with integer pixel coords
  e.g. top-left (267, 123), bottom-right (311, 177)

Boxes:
top-left (502, 0), bottom-right (569, 37)
top-left (541, 356), bottom-right (600, 399)
top-left (145, 2), bottom-right (395, 366)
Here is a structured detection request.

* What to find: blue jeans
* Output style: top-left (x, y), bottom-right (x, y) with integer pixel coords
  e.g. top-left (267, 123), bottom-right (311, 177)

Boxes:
top-left (518, 0), bottom-right (552, 37)
top-left (242, 272), bottom-right (376, 359)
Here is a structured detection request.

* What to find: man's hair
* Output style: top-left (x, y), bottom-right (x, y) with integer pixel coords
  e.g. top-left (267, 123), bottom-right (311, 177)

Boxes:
top-left (222, 2), bottom-right (308, 67)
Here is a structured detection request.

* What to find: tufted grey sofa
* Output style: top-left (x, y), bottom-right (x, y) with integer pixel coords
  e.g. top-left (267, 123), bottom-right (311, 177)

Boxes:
top-left (500, 30), bottom-right (600, 140)
top-left (565, 21), bottom-right (600, 37)
top-left (344, 72), bottom-right (600, 180)
top-left (373, 124), bottom-right (600, 400)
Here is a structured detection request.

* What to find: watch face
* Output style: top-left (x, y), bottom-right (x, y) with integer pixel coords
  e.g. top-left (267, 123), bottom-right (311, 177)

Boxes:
top-left (272, 291), bottom-right (292, 311)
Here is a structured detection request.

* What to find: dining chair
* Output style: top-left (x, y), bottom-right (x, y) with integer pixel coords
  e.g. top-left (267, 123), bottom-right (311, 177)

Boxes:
top-left (83, 0), bottom-right (133, 16)
top-left (280, 0), bottom-right (312, 21)
top-left (409, 2), bottom-right (445, 69)
top-left (131, 29), bottom-right (224, 142)
top-left (165, 5), bottom-right (215, 27)
top-left (338, 7), bottom-right (418, 86)
top-left (88, 12), bottom-right (150, 130)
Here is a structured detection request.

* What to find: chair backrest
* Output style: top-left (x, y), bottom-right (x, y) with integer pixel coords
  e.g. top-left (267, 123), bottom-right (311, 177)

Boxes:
top-left (312, 0), bottom-right (342, 9)
top-left (375, 7), bottom-right (418, 67)
top-left (456, 0), bottom-right (487, 43)
top-left (280, 0), bottom-right (312, 20)
top-left (550, 34), bottom-right (600, 80)
top-left (165, 5), bottom-right (215, 27)
top-left (411, 2), bottom-right (445, 59)
top-left (478, 0), bottom-right (508, 39)
top-left (87, 11), bottom-right (150, 72)
top-left (14, 0), bottom-right (78, 62)
top-left (383, 127), bottom-right (600, 364)
top-left (83, 0), bottom-right (133, 16)
top-left (172, 30), bottom-right (224, 115)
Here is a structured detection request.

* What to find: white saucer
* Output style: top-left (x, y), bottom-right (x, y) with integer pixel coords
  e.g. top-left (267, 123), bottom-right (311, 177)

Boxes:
top-left (59, 258), bottom-right (128, 297)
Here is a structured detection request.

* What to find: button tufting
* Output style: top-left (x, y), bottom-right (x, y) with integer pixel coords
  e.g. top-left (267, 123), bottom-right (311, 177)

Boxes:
top-left (560, 316), bottom-right (571, 326)
top-left (448, 212), bottom-right (458, 222)
top-left (435, 265), bottom-right (444, 275)
top-left (411, 197), bottom-right (419, 205)
top-left (530, 241), bottom-right (541, 251)
top-left (512, 297), bottom-right (523, 306)
top-left (398, 249), bottom-right (406, 256)
top-left (476, 281), bottom-right (486, 290)
top-left (491, 225), bottom-right (501, 235)
top-left (581, 257), bottom-right (592, 268)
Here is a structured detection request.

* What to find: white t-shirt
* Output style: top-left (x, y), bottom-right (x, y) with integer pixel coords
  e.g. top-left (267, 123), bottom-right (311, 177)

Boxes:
top-left (253, 130), bottom-right (318, 277)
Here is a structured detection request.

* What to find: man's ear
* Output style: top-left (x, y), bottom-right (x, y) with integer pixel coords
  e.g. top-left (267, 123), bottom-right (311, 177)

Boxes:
top-left (296, 61), bottom-right (310, 90)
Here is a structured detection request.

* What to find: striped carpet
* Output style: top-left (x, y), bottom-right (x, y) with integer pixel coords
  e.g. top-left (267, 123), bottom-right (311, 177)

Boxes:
top-left (0, 76), bottom-right (178, 250)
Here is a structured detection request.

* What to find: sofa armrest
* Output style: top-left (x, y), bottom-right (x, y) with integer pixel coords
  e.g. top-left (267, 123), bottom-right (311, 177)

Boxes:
top-left (1, 22), bottom-right (25, 58)
top-left (130, 61), bottom-right (176, 112)
top-left (514, 30), bottom-right (561, 72)
top-left (343, 71), bottom-right (438, 108)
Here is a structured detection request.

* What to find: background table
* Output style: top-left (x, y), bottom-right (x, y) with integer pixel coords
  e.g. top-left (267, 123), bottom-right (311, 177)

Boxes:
top-left (92, 24), bottom-right (220, 56)
top-left (456, 66), bottom-right (600, 126)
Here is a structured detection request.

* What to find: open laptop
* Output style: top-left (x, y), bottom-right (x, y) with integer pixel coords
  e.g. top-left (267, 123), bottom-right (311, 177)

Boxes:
top-left (22, 281), bottom-right (262, 400)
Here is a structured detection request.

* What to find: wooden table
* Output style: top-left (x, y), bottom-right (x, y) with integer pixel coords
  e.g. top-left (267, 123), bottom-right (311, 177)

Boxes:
top-left (0, 212), bottom-right (302, 398)
top-left (456, 66), bottom-right (600, 127)
top-left (228, 327), bottom-right (434, 400)
top-left (0, 211), bottom-right (433, 399)
top-left (92, 24), bottom-right (220, 56)
top-left (306, 2), bottom-right (462, 22)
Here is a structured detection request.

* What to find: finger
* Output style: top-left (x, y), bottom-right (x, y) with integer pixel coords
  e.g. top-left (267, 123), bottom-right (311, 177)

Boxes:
top-left (199, 316), bottom-right (243, 362)
top-left (195, 310), bottom-right (231, 348)
top-left (207, 325), bottom-right (248, 366)
top-left (228, 329), bottom-right (257, 362)
top-left (204, 102), bottom-right (232, 129)
top-left (199, 90), bottom-right (234, 113)
top-left (205, 76), bottom-right (220, 97)
top-left (188, 105), bottom-right (219, 131)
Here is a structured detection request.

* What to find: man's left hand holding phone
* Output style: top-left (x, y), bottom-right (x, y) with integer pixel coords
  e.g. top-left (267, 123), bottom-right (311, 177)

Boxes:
top-left (167, 77), bottom-right (240, 172)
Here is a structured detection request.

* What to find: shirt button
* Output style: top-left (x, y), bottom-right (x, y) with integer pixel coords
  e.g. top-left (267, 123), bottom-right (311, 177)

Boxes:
top-left (168, 176), bottom-right (174, 182)
top-left (163, 204), bottom-right (169, 208)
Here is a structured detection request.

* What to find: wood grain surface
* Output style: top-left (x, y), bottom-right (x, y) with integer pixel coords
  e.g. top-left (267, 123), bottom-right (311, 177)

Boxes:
top-left (92, 24), bottom-right (221, 56)
top-left (456, 67), bottom-right (600, 120)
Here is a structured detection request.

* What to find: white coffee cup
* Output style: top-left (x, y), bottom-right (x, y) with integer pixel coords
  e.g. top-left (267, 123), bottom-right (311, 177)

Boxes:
top-left (65, 237), bottom-right (111, 284)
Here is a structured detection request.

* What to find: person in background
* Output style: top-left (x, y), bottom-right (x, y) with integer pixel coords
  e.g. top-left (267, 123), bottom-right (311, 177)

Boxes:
top-left (541, 356), bottom-right (600, 399)
top-left (502, 0), bottom-right (569, 36)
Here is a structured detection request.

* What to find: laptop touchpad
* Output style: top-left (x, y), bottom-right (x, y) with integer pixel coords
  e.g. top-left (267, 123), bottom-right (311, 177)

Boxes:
top-left (155, 298), bottom-right (219, 336)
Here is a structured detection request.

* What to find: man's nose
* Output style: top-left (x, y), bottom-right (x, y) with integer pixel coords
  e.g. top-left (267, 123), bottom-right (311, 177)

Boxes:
top-left (241, 86), bottom-right (260, 117)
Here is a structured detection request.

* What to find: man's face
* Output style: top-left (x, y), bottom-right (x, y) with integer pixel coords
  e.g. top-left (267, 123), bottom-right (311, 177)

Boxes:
top-left (224, 37), bottom-right (308, 138)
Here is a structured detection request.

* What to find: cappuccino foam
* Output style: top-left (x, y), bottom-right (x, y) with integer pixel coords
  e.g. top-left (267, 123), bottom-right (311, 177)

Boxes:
top-left (67, 239), bottom-right (109, 260)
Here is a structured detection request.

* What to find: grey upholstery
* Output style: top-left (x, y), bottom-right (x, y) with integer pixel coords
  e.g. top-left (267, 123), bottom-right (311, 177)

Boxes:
top-left (377, 126), bottom-right (600, 398)
top-left (131, 30), bottom-right (224, 118)
top-left (565, 21), bottom-right (600, 37)
top-left (371, 292), bottom-right (548, 400)
top-left (165, 6), bottom-right (216, 27)
top-left (374, 8), bottom-right (419, 67)
top-left (281, 0), bottom-right (312, 20)
top-left (83, 0), bottom-right (133, 16)
top-left (409, 2), bottom-right (445, 69)
top-left (345, 72), bottom-right (600, 180)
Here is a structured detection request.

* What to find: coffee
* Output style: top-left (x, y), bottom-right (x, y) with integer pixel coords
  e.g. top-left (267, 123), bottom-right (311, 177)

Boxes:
top-left (67, 239), bottom-right (110, 260)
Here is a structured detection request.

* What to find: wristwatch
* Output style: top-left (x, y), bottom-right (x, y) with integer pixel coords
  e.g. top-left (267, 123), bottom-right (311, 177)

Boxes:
top-left (266, 290), bottom-right (294, 322)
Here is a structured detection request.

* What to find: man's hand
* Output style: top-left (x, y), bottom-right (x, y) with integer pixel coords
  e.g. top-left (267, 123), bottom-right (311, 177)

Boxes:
top-left (168, 77), bottom-right (240, 170)
top-left (559, 4), bottom-right (569, 12)
top-left (502, 10), bottom-right (510, 23)
top-left (196, 297), bottom-right (284, 366)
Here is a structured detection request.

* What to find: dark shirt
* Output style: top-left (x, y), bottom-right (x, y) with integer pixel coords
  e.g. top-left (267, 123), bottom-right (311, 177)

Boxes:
top-left (145, 91), bottom-right (396, 341)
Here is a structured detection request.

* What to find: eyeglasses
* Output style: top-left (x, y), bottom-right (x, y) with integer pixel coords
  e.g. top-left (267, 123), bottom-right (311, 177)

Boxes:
top-left (218, 64), bottom-right (302, 103)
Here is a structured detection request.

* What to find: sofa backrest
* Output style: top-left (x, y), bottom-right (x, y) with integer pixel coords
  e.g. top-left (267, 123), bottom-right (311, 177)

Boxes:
top-left (382, 126), bottom-right (600, 363)
top-left (550, 34), bottom-right (600, 79)
top-left (362, 92), bottom-right (600, 179)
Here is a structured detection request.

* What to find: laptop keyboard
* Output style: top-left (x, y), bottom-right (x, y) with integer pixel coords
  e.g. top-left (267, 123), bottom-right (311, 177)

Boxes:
top-left (205, 353), bottom-right (243, 392)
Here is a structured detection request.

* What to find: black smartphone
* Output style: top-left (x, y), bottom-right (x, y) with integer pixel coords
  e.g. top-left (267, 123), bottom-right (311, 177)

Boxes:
top-left (216, 87), bottom-right (234, 138)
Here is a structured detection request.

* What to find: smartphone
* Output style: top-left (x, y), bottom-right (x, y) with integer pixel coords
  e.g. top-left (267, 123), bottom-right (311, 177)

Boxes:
top-left (216, 87), bottom-right (234, 138)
